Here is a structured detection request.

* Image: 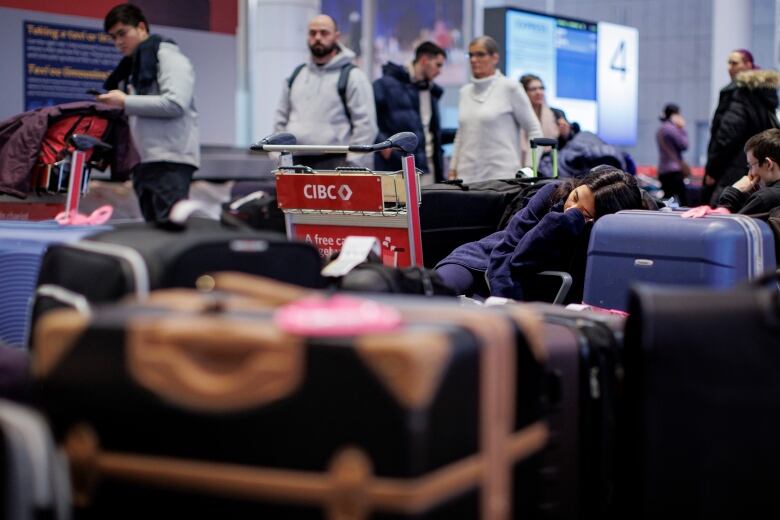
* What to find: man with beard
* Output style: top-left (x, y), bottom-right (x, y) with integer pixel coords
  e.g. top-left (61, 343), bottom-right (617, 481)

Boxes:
top-left (273, 14), bottom-right (377, 168)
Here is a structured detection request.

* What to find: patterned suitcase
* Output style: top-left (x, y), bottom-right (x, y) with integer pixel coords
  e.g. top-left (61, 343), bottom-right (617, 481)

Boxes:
top-left (31, 287), bottom-right (547, 519)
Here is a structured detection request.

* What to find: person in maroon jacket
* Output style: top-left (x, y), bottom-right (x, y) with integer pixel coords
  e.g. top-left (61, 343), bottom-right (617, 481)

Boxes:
top-left (656, 103), bottom-right (689, 205)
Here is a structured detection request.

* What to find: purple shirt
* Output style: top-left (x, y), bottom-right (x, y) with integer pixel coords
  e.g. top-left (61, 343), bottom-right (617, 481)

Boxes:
top-left (656, 120), bottom-right (689, 174)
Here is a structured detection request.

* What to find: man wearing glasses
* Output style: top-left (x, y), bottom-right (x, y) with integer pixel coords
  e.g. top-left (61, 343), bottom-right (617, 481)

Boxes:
top-left (717, 128), bottom-right (780, 213)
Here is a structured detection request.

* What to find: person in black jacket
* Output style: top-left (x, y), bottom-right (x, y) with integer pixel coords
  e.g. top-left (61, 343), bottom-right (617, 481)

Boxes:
top-left (373, 41), bottom-right (446, 182)
top-left (704, 49), bottom-right (779, 204)
top-left (718, 128), bottom-right (780, 214)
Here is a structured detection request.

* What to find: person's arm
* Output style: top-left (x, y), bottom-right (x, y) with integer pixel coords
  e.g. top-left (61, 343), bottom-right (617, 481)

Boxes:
top-left (510, 83), bottom-right (543, 166)
top-left (123, 44), bottom-right (194, 118)
top-left (372, 79), bottom-right (394, 161)
top-left (448, 129), bottom-right (460, 179)
top-left (717, 174), bottom-right (758, 212)
top-left (706, 95), bottom-right (749, 182)
top-left (345, 70), bottom-right (378, 165)
top-left (668, 123), bottom-right (689, 152)
top-left (272, 77), bottom-right (292, 133)
top-left (484, 183), bottom-right (561, 295)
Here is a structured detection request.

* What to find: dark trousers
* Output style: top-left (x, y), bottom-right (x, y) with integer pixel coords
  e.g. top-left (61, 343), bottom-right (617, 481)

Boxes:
top-left (132, 162), bottom-right (196, 222)
top-left (659, 170), bottom-right (688, 206)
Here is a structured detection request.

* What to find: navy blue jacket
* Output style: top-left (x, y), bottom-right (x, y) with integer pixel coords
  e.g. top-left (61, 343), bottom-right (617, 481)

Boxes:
top-left (436, 182), bottom-right (587, 299)
top-left (373, 62), bottom-right (444, 180)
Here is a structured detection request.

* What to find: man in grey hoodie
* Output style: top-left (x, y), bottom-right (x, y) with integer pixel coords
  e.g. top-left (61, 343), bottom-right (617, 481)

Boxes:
top-left (273, 14), bottom-right (377, 168)
top-left (98, 3), bottom-right (199, 222)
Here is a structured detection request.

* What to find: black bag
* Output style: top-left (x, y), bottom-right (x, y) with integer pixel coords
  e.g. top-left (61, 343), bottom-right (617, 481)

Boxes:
top-left (31, 218), bottom-right (324, 331)
top-left (337, 263), bottom-right (457, 296)
top-left (619, 273), bottom-right (780, 518)
top-left (221, 190), bottom-right (286, 234)
top-left (421, 178), bottom-right (548, 267)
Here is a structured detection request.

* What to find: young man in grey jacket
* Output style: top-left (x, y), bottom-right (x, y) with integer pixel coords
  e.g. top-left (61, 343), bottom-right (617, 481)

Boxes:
top-left (273, 14), bottom-right (377, 168)
top-left (98, 3), bottom-right (199, 222)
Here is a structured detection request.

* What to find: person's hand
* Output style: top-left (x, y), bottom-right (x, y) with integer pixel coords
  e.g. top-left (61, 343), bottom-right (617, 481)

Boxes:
top-left (733, 174), bottom-right (760, 193)
top-left (670, 113), bottom-right (686, 128)
top-left (97, 90), bottom-right (126, 109)
top-left (448, 169), bottom-right (457, 180)
top-left (380, 148), bottom-right (392, 160)
top-left (704, 174), bottom-right (716, 186)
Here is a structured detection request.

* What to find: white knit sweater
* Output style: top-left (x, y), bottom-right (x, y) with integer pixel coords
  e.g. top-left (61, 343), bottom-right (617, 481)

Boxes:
top-left (450, 71), bottom-right (543, 182)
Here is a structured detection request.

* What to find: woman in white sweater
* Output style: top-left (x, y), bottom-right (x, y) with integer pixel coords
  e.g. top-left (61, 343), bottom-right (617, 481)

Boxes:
top-left (449, 36), bottom-right (543, 183)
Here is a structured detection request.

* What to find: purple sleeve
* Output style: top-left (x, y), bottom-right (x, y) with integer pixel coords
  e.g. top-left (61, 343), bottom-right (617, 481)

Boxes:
top-left (667, 125), bottom-right (689, 152)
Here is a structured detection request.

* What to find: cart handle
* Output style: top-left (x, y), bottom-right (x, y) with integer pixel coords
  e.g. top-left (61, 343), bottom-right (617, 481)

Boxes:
top-left (250, 131), bottom-right (418, 155)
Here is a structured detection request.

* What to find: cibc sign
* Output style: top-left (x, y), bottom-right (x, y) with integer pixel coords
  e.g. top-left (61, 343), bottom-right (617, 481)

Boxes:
top-left (276, 174), bottom-right (385, 212)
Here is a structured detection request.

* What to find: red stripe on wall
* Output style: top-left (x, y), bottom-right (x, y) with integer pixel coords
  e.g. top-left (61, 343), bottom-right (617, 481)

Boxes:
top-left (0, 0), bottom-right (238, 34)
top-left (0, 0), bottom-right (117, 20)
top-left (210, 0), bottom-right (238, 34)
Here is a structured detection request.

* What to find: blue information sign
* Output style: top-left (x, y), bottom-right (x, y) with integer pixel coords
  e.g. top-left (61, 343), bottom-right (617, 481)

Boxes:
top-left (24, 20), bottom-right (120, 110)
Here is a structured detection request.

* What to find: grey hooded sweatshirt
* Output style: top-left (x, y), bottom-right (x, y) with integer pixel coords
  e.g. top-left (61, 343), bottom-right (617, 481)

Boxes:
top-left (273, 45), bottom-right (377, 165)
top-left (123, 41), bottom-right (200, 168)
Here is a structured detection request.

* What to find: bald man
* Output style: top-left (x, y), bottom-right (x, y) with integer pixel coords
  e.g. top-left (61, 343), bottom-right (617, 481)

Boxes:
top-left (273, 14), bottom-right (377, 168)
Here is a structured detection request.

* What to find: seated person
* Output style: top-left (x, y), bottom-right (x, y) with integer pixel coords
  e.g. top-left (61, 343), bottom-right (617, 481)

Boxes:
top-left (435, 166), bottom-right (643, 299)
top-left (717, 128), bottom-right (780, 214)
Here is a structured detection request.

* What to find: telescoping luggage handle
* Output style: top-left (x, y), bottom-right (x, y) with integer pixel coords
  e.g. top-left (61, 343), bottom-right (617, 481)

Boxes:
top-left (250, 132), bottom-right (425, 268)
top-left (530, 137), bottom-right (558, 179)
top-left (64, 134), bottom-right (112, 216)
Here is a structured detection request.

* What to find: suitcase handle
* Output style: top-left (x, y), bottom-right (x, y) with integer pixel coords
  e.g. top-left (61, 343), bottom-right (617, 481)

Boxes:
top-left (529, 138), bottom-right (558, 149)
top-left (127, 317), bottom-right (305, 411)
top-left (211, 272), bottom-right (313, 306)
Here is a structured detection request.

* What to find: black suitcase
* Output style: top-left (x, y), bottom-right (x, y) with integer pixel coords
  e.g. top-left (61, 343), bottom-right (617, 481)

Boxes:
top-left (31, 218), bottom-right (324, 328)
top-left (524, 303), bottom-right (625, 520)
top-left (31, 287), bottom-right (547, 519)
top-left (420, 179), bottom-right (532, 268)
top-left (619, 274), bottom-right (780, 519)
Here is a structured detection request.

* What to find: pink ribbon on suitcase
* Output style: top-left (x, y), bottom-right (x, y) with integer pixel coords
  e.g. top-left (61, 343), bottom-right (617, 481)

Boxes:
top-left (55, 205), bottom-right (113, 226)
top-left (275, 295), bottom-right (402, 336)
top-left (680, 205), bottom-right (731, 218)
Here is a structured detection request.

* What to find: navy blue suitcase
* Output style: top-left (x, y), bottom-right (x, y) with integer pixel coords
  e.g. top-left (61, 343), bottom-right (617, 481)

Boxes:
top-left (0, 221), bottom-right (109, 347)
top-left (583, 210), bottom-right (777, 311)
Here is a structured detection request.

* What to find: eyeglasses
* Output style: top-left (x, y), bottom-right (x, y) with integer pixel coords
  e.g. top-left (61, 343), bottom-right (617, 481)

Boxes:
top-left (527, 85), bottom-right (545, 91)
top-left (747, 160), bottom-right (760, 170)
top-left (467, 51), bottom-right (490, 58)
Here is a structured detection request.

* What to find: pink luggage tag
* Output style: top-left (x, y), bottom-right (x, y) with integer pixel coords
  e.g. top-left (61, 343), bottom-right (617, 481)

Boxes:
top-left (567, 303), bottom-right (630, 318)
top-left (680, 205), bottom-right (731, 218)
top-left (275, 295), bottom-right (402, 336)
top-left (55, 205), bottom-right (113, 225)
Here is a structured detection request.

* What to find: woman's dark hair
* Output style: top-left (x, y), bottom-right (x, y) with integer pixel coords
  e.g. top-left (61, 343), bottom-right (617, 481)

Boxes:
top-left (552, 165), bottom-right (643, 219)
top-left (520, 74), bottom-right (542, 91)
top-left (659, 103), bottom-right (679, 121)
top-left (104, 3), bottom-right (148, 33)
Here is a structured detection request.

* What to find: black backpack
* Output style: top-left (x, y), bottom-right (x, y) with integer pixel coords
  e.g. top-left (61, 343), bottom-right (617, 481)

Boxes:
top-left (288, 62), bottom-right (356, 129)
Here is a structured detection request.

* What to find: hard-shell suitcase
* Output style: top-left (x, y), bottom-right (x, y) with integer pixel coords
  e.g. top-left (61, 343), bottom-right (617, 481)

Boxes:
top-left (0, 221), bottom-right (110, 347)
top-left (31, 218), bottom-right (324, 326)
top-left (583, 210), bottom-right (777, 311)
top-left (0, 398), bottom-right (71, 520)
top-left (31, 287), bottom-right (547, 519)
top-left (524, 303), bottom-right (624, 520)
top-left (620, 274), bottom-right (780, 518)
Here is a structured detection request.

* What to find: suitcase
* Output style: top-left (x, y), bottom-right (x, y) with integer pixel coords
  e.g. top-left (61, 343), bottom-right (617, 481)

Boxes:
top-left (583, 210), bottom-right (777, 311)
top-left (523, 303), bottom-right (624, 520)
top-left (31, 218), bottom-right (324, 326)
top-left (0, 399), bottom-right (71, 520)
top-left (31, 287), bottom-right (547, 519)
top-left (620, 274), bottom-right (780, 518)
top-left (0, 221), bottom-right (110, 347)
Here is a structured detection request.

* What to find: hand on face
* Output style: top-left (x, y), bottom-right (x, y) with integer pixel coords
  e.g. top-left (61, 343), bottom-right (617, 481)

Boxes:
top-left (564, 185), bottom-right (596, 222)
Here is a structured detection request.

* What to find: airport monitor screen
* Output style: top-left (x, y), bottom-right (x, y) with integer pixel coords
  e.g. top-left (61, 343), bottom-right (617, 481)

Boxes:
top-left (485, 7), bottom-right (638, 146)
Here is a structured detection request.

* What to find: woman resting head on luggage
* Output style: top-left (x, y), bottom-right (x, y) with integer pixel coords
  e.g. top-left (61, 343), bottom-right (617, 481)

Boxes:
top-left (435, 165), bottom-right (643, 299)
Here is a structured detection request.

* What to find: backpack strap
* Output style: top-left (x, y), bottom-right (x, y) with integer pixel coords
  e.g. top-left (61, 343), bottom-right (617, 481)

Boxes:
top-left (286, 63), bottom-right (306, 90)
top-left (337, 63), bottom-right (357, 131)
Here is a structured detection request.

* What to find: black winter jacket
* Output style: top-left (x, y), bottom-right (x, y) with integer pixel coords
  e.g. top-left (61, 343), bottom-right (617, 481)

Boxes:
top-left (706, 70), bottom-right (780, 188)
top-left (373, 62), bottom-right (444, 180)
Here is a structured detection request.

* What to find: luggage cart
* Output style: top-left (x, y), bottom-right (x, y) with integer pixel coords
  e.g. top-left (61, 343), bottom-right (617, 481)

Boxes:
top-left (251, 132), bottom-right (424, 267)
